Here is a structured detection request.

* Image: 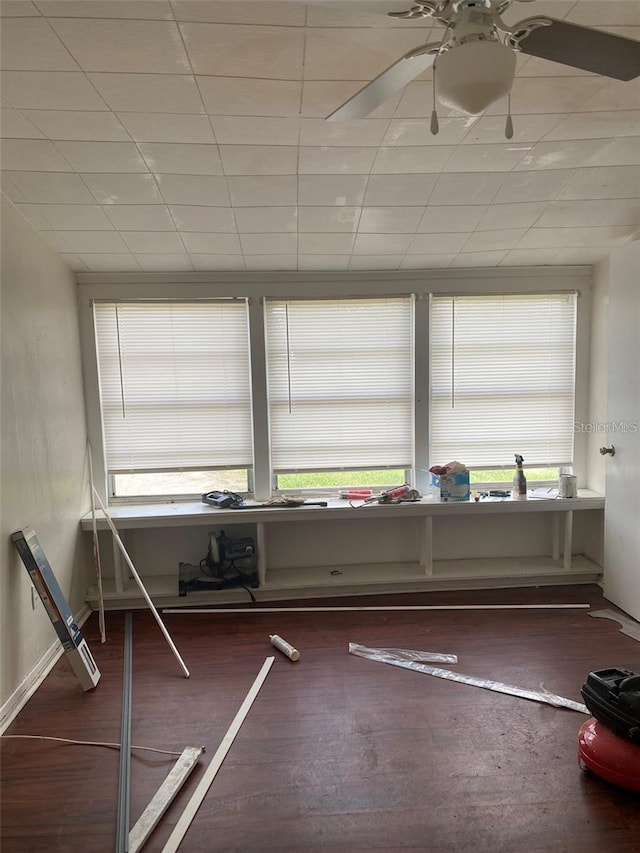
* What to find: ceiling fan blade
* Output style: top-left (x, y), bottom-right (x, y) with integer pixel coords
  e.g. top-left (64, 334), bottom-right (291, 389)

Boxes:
top-left (326, 45), bottom-right (437, 121)
top-left (515, 17), bottom-right (640, 81)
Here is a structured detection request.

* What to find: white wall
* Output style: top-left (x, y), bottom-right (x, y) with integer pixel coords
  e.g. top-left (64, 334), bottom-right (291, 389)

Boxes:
top-left (1, 197), bottom-right (90, 717)
top-left (587, 260), bottom-right (610, 495)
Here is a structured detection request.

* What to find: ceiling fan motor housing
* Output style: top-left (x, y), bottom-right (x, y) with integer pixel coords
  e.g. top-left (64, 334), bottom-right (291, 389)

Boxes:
top-left (436, 2), bottom-right (516, 114)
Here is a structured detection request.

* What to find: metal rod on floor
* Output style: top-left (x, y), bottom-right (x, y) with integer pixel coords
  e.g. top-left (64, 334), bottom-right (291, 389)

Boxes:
top-left (163, 604), bottom-right (590, 615)
top-left (92, 488), bottom-right (190, 679)
top-left (116, 612), bottom-right (133, 853)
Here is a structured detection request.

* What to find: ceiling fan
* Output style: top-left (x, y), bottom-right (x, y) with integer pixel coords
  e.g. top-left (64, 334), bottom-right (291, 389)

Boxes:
top-left (326, 0), bottom-right (640, 136)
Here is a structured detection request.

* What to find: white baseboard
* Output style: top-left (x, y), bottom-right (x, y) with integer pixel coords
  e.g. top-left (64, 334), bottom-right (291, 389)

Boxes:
top-left (0, 604), bottom-right (92, 735)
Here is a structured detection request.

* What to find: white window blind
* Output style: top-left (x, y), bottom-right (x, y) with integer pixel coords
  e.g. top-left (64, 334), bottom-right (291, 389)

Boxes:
top-left (430, 293), bottom-right (576, 468)
top-left (265, 298), bottom-right (414, 472)
top-left (94, 301), bottom-right (252, 473)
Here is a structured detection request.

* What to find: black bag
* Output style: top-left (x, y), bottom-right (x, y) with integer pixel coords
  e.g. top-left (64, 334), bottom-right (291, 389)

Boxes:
top-left (201, 490), bottom-right (245, 509)
top-left (581, 668), bottom-right (640, 744)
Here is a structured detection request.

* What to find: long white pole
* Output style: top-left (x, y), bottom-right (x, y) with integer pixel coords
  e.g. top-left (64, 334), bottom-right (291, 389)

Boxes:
top-left (87, 444), bottom-right (106, 643)
top-left (92, 487), bottom-right (190, 679)
top-left (163, 604), bottom-right (590, 615)
top-left (162, 657), bottom-right (275, 852)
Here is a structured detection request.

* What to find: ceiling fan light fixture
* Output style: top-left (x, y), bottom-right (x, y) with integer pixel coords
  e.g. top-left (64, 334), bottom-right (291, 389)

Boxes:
top-left (436, 40), bottom-right (516, 115)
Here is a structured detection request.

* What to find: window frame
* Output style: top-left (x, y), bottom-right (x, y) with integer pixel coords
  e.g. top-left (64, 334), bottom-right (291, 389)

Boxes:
top-left (77, 270), bottom-right (591, 506)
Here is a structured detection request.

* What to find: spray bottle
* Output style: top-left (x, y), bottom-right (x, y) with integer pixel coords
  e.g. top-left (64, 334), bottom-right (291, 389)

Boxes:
top-left (512, 454), bottom-right (527, 501)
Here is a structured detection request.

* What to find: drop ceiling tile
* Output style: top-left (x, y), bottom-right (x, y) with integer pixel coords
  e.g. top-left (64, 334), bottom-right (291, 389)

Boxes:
top-left (103, 204), bottom-right (175, 231)
top-left (23, 110), bottom-right (130, 141)
top-left (169, 205), bottom-right (236, 232)
top-left (486, 77), bottom-right (606, 116)
top-left (88, 73), bottom-right (204, 114)
top-left (353, 234), bottom-right (412, 254)
top-left (0, 108), bottom-right (44, 138)
top-left (463, 229), bottom-right (528, 253)
top-left (1, 172), bottom-right (28, 202)
top-left (500, 248), bottom-right (560, 266)
top-left (173, 1), bottom-right (306, 26)
top-left (60, 254), bottom-right (89, 271)
top-left (77, 253), bottom-right (141, 271)
top-left (191, 253), bottom-right (246, 271)
top-left (477, 202), bottom-right (547, 231)
top-left (227, 175), bottom-right (296, 207)
top-left (542, 110), bottom-right (640, 141)
top-left (297, 207), bottom-right (360, 233)
top-left (139, 143), bottom-right (222, 176)
top-left (32, 203), bottom-right (114, 230)
top-left (515, 139), bottom-right (610, 171)
top-left (417, 205), bottom-right (487, 233)
top-left (462, 114), bottom-right (565, 144)
top-left (580, 78), bottom-right (640, 112)
top-left (116, 113), bottom-right (214, 144)
top-left (14, 204), bottom-right (52, 230)
top-left (349, 255), bottom-right (403, 270)
top-left (38, 231), bottom-right (72, 251)
top-left (240, 233), bottom-right (297, 255)
top-left (298, 255), bottom-right (351, 270)
top-left (363, 174), bottom-right (437, 206)
top-left (299, 147), bottom-right (377, 174)
top-left (39, 1), bottom-right (174, 19)
top-left (218, 145), bottom-right (298, 176)
top-left (429, 173), bottom-right (505, 206)
top-left (382, 118), bottom-right (473, 147)
top-left (498, 1), bottom-right (573, 27)
top-left (56, 230), bottom-right (129, 253)
top-left (444, 143), bottom-right (532, 173)
top-left (49, 19), bottom-right (189, 73)
top-left (450, 251), bottom-right (508, 267)
top-left (198, 76), bottom-right (301, 117)
top-left (209, 116), bottom-right (299, 146)
top-left (81, 173), bottom-right (162, 204)
top-left (1, 139), bottom-right (72, 171)
top-left (156, 174), bottom-right (230, 206)
top-left (121, 231), bottom-right (184, 253)
top-left (493, 169), bottom-right (576, 203)
top-left (302, 80), bottom-right (400, 119)
top-left (234, 207), bottom-right (297, 233)
top-left (400, 254), bottom-right (455, 269)
top-left (516, 226), bottom-right (633, 249)
top-left (297, 233), bottom-right (355, 254)
top-left (303, 27), bottom-right (426, 81)
top-left (6, 170), bottom-right (96, 203)
top-left (551, 247), bottom-right (613, 265)
top-left (536, 199), bottom-right (640, 229)
top-left (587, 137), bottom-right (640, 168)
top-left (54, 141), bottom-right (148, 172)
top-left (180, 22), bottom-right (304, 78)
top-left (358, 206), bottom-right (422, 233)
top-left (0, 71), bottom-right (109, 110)
top-left (1, 1), bottom-right (40, 15)
top-left (306, 4), bottom-right (433, 28)
top-left (371, 146), bottom-right (454, 174)
top-left (557, 166), bottom-right (640, 200)
top-left (300, 118), bottom-right (389, 147)
top-left (134, 253), bottom-right (194, 271)
top-left (0, 19), bottom-right (79, 70)
top-left (408, 233), bottom-right (468, 254)
top-left (180, 232), bottom-right (241, 253)
top-left (298, 174), bottom-right (368, 206)
top-left (244, 254), bottom-right (297, 270)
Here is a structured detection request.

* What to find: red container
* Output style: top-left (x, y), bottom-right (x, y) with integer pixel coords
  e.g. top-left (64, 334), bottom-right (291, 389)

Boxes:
top-left (578, 717), bottom-right (640, 792)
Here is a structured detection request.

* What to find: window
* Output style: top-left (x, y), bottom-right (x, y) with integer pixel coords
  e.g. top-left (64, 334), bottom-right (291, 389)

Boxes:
top-left (430, 293), bottom-right (576, 479)
top-left (265, 298), bottom-right (414, 489)
top-left (93, 301), bottom-right (252, 497)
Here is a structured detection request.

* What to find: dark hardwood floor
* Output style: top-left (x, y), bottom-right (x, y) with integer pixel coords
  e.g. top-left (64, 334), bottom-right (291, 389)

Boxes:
top-left (2, 584), bottom-right (639, 852)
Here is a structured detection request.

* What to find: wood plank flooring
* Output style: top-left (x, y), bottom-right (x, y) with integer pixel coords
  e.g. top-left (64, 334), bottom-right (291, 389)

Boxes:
top-left (2, 584), bottom-right (639, 852)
